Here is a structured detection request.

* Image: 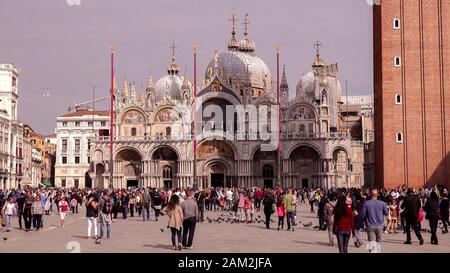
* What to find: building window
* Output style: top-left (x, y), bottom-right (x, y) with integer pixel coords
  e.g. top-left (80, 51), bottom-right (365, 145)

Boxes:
top-left (74, 138), bottom-right (81, 152)
top-left (394, 56), bottom-right (401, 67)
top-left (75, 121), bottom-right (80, 127)
top-left (393, 18), bottom-right (400, 29)
top-left (131, 128), bottom-right (137, 137)
top-left (396, 132), bottom-right (403, 143)
top-left (87, 139), bottom-right (91, 150)
top-left (62, 139), bottom-right (68, 152)
top-left (62, 157), bottom-right (67, 164)
top-left (75, 156), bottom-right (80, 164)
top-left (61, 178), bottom-right (66, 188)
top-left (101, 121), bottom-right (106, 127)
top-left (87, 156), bottom-right (90, 163)
top-left (88, 121), bottom-right (93, 127)
top-left (74, 178), bottom-right (79, 189)
top-left (62, 122), bottom-right (67, 127)
top-left (166, 127), bottom-right (171, 136)
top-left (395, 94), bottom-right (402, 104)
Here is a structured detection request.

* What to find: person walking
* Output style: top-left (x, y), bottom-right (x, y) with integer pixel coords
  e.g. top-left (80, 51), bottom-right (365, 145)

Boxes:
top-left (129, 194), bottom-right (136, 218)
top-left (194, 188), bottom-right (206, 222)
top-left (276, 194), bottom-right (286, 231)
top-left (98, 190), bottom-right (112, 239)
top-left (142, 189), bottom-right (151, 221)
top-left (165, 194), bottom-right (183, 251)
top-left (424, 191), bottom-right (440, 245)
top-left (353, 192), bottom-right (365, 248)
top-left (325, 194), bottom-right (336, 246)
top-left (180, 189), bottom-right (198, 249)
top-left (401, 189), bottom-right (424, 245)
top-left (2, 197), bottom-right (16, 232)
top-left (22, 191), bottom-right (34, 232)
top-left (440, 193), bottom-right (449, 234)
top-left (31, 194), bottom-right (44, 231)
top-left (360, 188), bottom-right (389, 253)
top-left (283, 188), bottom-right (296, 231)
top-left (58, 195), bottom-right (69, 228)
top-left (16, 192), bottom-right (25, 230)
top-left (262, 189), bottom-right (275, 229)
top-left (333, 194), bottom-right (355, 253)
top-left (153, 190), bottom-right (163, 221)
top-left (86, 194), bottom-right (99, 240)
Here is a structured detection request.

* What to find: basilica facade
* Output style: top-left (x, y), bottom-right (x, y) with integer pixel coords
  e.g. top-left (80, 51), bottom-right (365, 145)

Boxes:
top-left (90, 17), bottom-right (365, 190)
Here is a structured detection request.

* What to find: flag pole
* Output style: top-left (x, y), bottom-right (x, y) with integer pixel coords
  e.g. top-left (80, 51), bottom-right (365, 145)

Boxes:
top-left (276, 43), bottom-right (281, 188)
top-left (193, 43), bottom-right (198, 189)
top-left (109, 43), bottom-right (116, 189)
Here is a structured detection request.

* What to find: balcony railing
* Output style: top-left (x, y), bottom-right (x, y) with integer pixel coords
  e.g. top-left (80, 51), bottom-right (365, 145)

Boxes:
top-left (93, 131), bottom-right (351, 143)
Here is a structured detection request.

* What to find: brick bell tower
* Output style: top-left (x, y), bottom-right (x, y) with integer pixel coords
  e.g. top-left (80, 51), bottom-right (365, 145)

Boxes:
top-left (373, 0), bottom-right (450, 189)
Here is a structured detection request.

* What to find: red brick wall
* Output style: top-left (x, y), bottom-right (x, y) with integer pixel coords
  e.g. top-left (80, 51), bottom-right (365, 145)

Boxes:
top-left (374, 0), bottom-right (450, 189)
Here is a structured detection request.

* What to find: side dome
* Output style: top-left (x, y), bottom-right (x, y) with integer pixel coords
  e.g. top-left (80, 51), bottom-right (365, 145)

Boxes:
top-left (296, 70), bottom-right (316, 99)
top-left (154, 75), bottom-right (185, 102)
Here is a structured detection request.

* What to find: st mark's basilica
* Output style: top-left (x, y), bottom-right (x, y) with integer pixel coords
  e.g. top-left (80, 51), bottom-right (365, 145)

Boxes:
top-left (90, 15), bottom-right (366, 190)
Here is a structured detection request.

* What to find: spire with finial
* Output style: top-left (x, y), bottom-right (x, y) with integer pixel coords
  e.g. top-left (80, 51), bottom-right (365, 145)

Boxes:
top-left (280, 64), bottom-right (288, 89)
top-left (213, 50), bottom-right (220, 76)
top-left (182, 66), bottom-right (190, 90)
top-left (146, 68), bottom-right (153, 93)
top-left (168, 39), bottom-right (180, 75)
top-left (228, 9), bottom-right (239, 51)
top-left (243, 13), bottom-right (250, 37)
top-left (130, 81), bottom-right (137, 99)
top-left (238, 13), bottom-right (255, 53)
top-left (313, 39), bottom-right (325, 67)
top-left (122, 78), bottom-right (129, 97)
top-left (139, 91), bottom-right (145, 105)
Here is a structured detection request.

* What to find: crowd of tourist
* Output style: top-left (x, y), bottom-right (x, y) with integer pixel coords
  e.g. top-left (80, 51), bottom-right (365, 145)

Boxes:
top-left (0, 184), bottom-right (449, 253)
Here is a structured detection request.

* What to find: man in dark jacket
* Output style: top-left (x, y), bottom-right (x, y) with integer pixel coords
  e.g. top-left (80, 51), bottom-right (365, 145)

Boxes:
top-left (440, 193), bottom-right (449, 234)
top-left (262, 189), bottom-right (275, 229)
top-left (401, 189), bottom-right (424, 245)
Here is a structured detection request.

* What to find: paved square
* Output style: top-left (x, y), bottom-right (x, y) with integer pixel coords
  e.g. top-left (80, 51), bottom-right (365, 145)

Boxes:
top-left (1, 203), bottom-right (448, 253)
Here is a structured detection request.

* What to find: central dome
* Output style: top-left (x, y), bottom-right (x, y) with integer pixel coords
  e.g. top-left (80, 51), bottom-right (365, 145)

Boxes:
top-left (205, 51), bottom-right (272, 95)
top-left (154, 75), bottom-right (190, 102)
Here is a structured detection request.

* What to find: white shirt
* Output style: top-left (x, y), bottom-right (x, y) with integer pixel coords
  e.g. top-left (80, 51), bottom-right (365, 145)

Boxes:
top-left (3, 203), bottom-right (15, 215)
top-left (226, 191), bottom-right (233, 201)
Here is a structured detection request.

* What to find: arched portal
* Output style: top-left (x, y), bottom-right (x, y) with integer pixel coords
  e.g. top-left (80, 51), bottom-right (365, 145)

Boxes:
top-left (208, 163), bottom-right (226, 188)
top-left (198, 140), bottom-right (235, 188)
top-left (252, 147), bottom-right (277, 189)
top-left (152, 146), bottom-right (179, 188)
top-left (116, 149), bottom-right (142, 188)
top-left (289, 145), bottom-right (321, 188)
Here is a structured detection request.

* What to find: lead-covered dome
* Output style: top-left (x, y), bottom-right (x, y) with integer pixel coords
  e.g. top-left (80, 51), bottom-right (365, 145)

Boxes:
top-left (205, 51), bottom-right (272, 96)
top-left (154, 75), bottom-right (184, 102)
top-left (296, 71), bottom-right (316, 99)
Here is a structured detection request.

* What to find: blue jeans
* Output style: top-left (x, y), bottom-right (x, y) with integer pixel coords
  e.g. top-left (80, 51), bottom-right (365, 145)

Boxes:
top-left (337, 231), bottom-right (351, 253)
top-left (142, 205), bottom-right (150, 221)
top-left (286, 211), bottom-right (296, 230)
top-left (5, 214), bottom-right (13, 231)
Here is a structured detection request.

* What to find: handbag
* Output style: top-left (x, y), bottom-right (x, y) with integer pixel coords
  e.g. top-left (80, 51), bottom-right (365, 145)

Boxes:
top-left (0, 216), bottom-right (5, 227)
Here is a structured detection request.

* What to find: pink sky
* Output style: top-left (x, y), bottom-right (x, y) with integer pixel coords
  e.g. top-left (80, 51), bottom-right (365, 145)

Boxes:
top-left (0, 0), bottom-right (373, 134)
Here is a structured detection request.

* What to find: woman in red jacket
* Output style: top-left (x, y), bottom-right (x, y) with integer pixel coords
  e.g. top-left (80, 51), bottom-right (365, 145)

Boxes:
top-left (333, 193), bottom-right (356, 253)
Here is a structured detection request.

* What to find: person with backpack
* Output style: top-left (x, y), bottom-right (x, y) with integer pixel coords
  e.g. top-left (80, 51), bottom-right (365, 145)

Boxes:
top-left (194, 188), bottom-right (206, 223)
top-left (262, 189), bottom-right (275, 229)
top-left (98, 191), bottom-right (112, 239)
top-left (152, 190), bottom-right (163, 221)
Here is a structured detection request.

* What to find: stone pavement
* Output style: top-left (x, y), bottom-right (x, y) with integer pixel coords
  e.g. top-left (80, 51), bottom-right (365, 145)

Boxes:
top-left (0, 203), bottom-right (448, 253)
